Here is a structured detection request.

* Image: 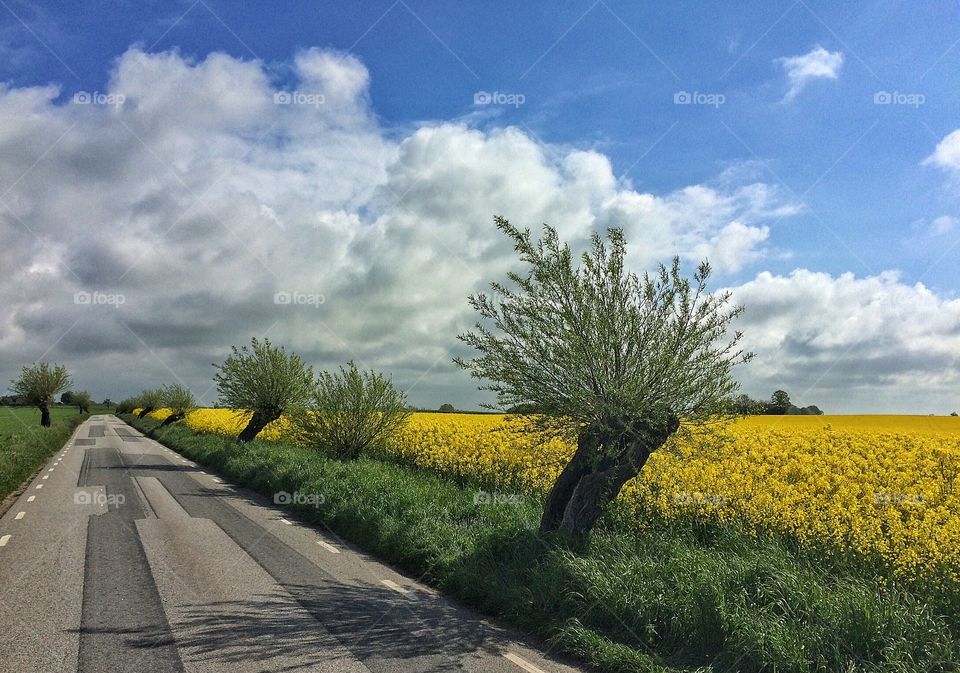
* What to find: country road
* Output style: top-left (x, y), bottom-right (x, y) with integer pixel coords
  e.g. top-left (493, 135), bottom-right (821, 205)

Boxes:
top-left (0, 415), bottom-right (583, 673)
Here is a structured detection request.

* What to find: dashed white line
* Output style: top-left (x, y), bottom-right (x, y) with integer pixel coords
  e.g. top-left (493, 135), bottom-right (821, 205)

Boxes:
top-left (14, 512), bottom-right (25, 520)
top-left (279, 518), bottom-right (293, 526)
top-left (35, 484), bottom-right (43, 490)
top-left (316, 540), bottom-right (340, 554)
top-left (0, 535), bottom-right (10, 547)
top-left (27, 496), bottom-right (35, 503)
top-left (503, 652), bottom-right (548, 673)
top-left (47, 468), bottom-right (54, 472)
top-left (41, 475), bottom-right (49, 480)
top-left (380, 579), bottom-right (411, 595)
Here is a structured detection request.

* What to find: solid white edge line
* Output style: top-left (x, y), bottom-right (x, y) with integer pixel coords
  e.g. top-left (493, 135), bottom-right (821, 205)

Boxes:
top-left (380, 579), bottom-right (411, 595)
top-left (503, 652), bottom-right (549, 673)
top-left (0, 535), bottom-right (10, 547)
top-left (316, 540), bottom-right (340, 554)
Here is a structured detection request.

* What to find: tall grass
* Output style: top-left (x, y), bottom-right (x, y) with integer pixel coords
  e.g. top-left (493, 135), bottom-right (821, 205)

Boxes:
top-left (124, 414), bottom-right (960, 673)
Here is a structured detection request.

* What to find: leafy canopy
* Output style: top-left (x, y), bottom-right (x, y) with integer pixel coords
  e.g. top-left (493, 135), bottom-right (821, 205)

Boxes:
top-left (162, 383), bottom-right (197, 415)
top-left (213, 337), bottom-right (314, 417)
top-left (10, 362), bottom-right (72, 406)
top-left (455, 217), bottom-right (751, 436)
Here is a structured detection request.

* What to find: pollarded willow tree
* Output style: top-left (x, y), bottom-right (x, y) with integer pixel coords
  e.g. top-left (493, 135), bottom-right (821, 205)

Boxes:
top-left (213, 337), bottom-right (314, 441)
top-left (160, 383), bottom-right (197, 426)
top-left (72, 390), bottom-right (92, 414)
top-left (137, 388), bottom-right (165, 418)
top-left (456, 217), bottom-right (751, 539)
top-left (10, 362), bottom-right (72, 427)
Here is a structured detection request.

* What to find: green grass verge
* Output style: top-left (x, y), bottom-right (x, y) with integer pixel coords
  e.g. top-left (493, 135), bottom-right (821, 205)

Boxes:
top-left (123, 414), bottom-right (960, 673)
top-left (0, 408), bottom-right (86, 501)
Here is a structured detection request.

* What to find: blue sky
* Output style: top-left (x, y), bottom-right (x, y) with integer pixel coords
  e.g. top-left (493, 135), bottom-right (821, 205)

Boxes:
top-left (4, 1), bottom-right (958, 291)
top-left (1, 1), bottom-right (958, 411)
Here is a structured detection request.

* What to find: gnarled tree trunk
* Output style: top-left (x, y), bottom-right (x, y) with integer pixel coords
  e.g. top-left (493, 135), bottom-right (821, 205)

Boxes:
top-left (138, 406), bottom-right (154, 418)
top-left (539, 414), bottom-right (680, 539)
top-left (39, 402), bottom-right (51, 427)
top-left (161, 412), bottom-right (185, 426)
top-left (238, 410), bottom-right (279, 442)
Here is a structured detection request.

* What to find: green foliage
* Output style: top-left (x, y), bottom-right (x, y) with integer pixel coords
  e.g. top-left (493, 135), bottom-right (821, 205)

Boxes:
top-left (770, 389), bottom-right (792, 414)
top-left (9, 362), bottom-right (72, 406)
top-left (162, 383), bottom-right (197, 416)
top-left (72, 390), bottom-right (92, 413)
top-left (290, 361), bottom-right (410, 459)
top-left (213, 337), bottom-right (313, 420)
top-left (438, 403), bottom-right (456, 413)
top-left (138, 388), bottom-right (165, 410)
top-left (455, 217), bottom-right (750, 438)
top-left (60, 391), bottom-right (75, 405)
top-left (115, 397), bottom-right (138, 414)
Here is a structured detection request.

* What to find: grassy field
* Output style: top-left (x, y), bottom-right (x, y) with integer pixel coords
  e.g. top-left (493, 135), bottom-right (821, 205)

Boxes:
top-left (0, 406), bottom-right (87, 502)
top-left (125, 412), bottom-right (960, 673)
top-left (0, 405), bottom-right (81, 434)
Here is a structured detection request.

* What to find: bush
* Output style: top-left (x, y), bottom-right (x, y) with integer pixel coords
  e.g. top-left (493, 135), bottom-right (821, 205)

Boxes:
top-left (290, 361), bottom-right (410, 459)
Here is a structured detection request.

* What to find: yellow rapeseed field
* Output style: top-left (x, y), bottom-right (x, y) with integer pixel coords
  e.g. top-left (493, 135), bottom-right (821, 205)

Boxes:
top-left (140, 407), bottom-right (960, 580)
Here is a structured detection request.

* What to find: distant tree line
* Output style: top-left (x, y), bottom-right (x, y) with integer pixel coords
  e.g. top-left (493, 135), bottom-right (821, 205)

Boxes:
top-left (729, 390), bottom-right (824, 416)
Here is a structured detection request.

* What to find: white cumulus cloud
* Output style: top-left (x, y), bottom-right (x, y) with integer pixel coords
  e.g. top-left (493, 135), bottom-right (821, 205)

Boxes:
top-left (776, 46), bottom-right (844, 102)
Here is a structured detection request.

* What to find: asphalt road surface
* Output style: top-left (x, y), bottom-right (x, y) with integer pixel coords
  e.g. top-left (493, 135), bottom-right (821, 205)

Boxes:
top-left (0, 415), bottom-right (584, 673)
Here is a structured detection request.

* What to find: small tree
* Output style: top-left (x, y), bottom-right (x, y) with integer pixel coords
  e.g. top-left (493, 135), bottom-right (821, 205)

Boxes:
top-left (291, 361), bottom-right (409, 459)
top-left (160, 384), bottom-right (197, 426)
top-left (137, 388), bottom-right (164, 418)
top-left (10, 362), bottom-right (73, 426)
top-left (73, 390), bottom-right (92, 414)
top-left (456, 218), bottom-right (750, 538)
top-left (438, 403), bottom-right (455, 413)
top-left (61, 391), bottom-right (75, 405)
top-left (213, 337), bottom-right (314, 441)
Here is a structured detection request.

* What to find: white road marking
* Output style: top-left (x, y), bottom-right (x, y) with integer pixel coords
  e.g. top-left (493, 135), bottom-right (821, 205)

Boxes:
top-left (316, 540), bottom-right (340, 554)
top-left (503, 652), bottom-right (548, 673)
top-left (14, 512), bottom-right (25, 520)
top-left (35, 484), bottom-right (43, 490)
top-left (0, 535), bottom-right (10, 547)
top-left (27, 496), bottom-right (35, 503)
top-left (42, 475), bottom-right (49, 480)
top-left (279, 518), bottom-right (293, 526)
top-left (380, 579), bottom-right (411, 595)
top-left (47, 468), bottom-right (54, 472)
